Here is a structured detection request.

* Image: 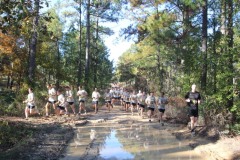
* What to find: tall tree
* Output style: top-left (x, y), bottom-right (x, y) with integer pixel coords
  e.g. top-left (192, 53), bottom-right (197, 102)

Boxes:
top-left (201, 0), bottom-right (208, 91)
top-left (77, 0), bottom-right (83, 86)
top-left (85, 0), bottom-right (91, 88)
top-left (226, 0), bottom-right (234, 110)
top-left (28, 0), bottom-right (40, 86)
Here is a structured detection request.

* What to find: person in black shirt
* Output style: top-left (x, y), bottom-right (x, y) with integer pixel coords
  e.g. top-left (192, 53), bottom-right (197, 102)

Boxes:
top-left (185, 84), bottom-right (201, 133)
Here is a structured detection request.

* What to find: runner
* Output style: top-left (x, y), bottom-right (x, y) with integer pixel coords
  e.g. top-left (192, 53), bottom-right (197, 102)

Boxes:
top-left (157, 92), bottom-right (168, 126)
top-left (185, 84), bottom-right (201, 135)
top-left (115, 88), bottom-right (121, 105)
top-left (124, 89), bottom-right (131, 112)
top-left (104, 89), bottom-right (113, 112)
top-left (56, 89), bottom-right (67, 116)
top-left (77, 86), bottom-right (88, 115)
top-left (109, 87), bottom-right (114, 105)
top-left (45, 84), bottom-right (57, 117)
top-left (23, 88), bottom-right (39, 119)
top-left (92, 88), bottom-right (101, 114)
top-left (111, 87), bottom-right (120, 106)
top-left (120, 88), bottom-right (125, 108)
top-left (130, 90), bottom-right (138, 115)
top-left (145, 91), bottom-right (156, 122)
top-left (65, 86), bottom-right (76, 115)
top-left (137, 90), bottom-right (146, 118)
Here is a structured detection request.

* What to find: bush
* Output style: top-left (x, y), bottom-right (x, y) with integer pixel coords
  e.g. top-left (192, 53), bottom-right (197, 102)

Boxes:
top-left (0, 121), bottom-right (34, 152)
top-left (165, 97), bottom-right (189, 124)
top-left (201, 95), bottom-right (237, 132)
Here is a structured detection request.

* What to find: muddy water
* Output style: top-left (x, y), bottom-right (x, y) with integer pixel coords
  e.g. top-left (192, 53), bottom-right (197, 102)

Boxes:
top-left (61, 122), bottom-right (202, 160)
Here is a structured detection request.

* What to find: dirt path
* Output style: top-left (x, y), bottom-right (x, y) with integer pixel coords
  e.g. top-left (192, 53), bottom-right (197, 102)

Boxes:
top-left (1, 105), bottom-right (240, 160)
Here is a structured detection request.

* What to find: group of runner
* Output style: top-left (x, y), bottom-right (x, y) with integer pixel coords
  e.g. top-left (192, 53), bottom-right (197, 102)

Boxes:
top-left (24, 84), bottom-right (99, 119)
top-left (103, 87), bottom-right (169, 125)
top-left (23, 83), bottom-right (201, 134)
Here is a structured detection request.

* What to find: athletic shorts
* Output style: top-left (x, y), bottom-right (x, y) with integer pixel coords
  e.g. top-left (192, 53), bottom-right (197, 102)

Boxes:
top-left (189, 109), bottom-right (198, 117)
top-left (105, 100), bottom-right (111, 104)
top-left (147, 107), bottom-right (154, 111)
top-left (57, 106), bottom-right (65, 110)
top-left (126, 102), bottom-right (130, 104)
top-left (131, 102), bottom-right (136, 106)
top-left (92, 101), bottom-right (98, 105)
top-left (27, 105), bottom-right (35, 109)
top-left (79, 100), bottom-right (85, 103)
top-left (158, 109), bottom-right (165, 113)
top-left (139, 104), bottom-right (145, 108)
top-left (48, 100), bottom-right (57, 104)
top-left (67, 102), bottom-right (74, 105)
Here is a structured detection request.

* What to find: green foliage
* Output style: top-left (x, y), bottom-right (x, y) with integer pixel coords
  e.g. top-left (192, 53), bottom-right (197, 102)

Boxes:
top-left (230, 124), bottom-right (240, 135)
top-left (0, 121), bottom-right (35, 152)
top-left (116, 0), bottom-right (240, 129)
top-left (0, 91), bottom-right (18, 115)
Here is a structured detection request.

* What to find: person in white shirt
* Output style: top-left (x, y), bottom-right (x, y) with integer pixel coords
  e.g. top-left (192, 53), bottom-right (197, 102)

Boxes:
top-left (145, 91), bottom-right (157, 122)
top-left (65, 86), bottom-right (76, 115)
top-left (130, 91), bottom-right (138, 115)
top-left (120, 88), bottom-right (125, 107)
top-left (137, 90), bottom-right (146, 118)
top-left (45, 84), bottom-right (57, 117)
top-left (23, 88), bottom-right (39, 119)
top-left (157, 92), bottom-right (168, 126)
top-left (104, 89), bottom-right (113, 112)
top-left (77, 86), bottom-right (88, 115)
top-left (56, 89), bottom-right (67, 116)
top-left (124, 90), bottom-right (131, 112)
top-left (92, 88), bottom-right (101, 114)
top-left (111, 88), bottom-right (117, 106)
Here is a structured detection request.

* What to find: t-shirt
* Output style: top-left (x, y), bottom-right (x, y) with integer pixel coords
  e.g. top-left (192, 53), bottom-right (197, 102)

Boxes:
top-left (130, 94), bottom-right (137, 103)
top-left (92, 91), bottom-right (100, 101)
top-left (48, 88), bottom-right (57, 101)
top-left (137, 93), bottom-right (146, 104)
top-left (104, 92), bottom-right (112, 101)
top-left (124, 92), bottom-right (130, 102)
top-left (158, 97), bottom-right (168, 109)
top-left (27, 93), bottom-right (35, 106)
top-left (185, 91), bottom-right (201, 110)
top-left (77, 90), bottom-right (87, 100)
top-left (145, 96), bottom-right (156, 108)
top-left (66, 90), bottom-right (74, 102)
top-left (58, 94), bottom-right (66, 107)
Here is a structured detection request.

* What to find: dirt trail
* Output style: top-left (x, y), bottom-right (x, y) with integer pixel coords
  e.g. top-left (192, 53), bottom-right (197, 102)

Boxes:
top-left (1, 105), bottom-right (240, 160)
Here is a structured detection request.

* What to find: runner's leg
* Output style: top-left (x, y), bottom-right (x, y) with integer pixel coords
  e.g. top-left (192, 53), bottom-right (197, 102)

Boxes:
top-left (25, 107), bottom-right (29, 119)
top-left (45, 102), bottom-right (50, 116)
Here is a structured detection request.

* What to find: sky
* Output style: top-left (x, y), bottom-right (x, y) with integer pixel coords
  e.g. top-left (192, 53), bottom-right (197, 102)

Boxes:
top-left (45, 0), bottom-right (133, 66)
top-left (101, 20), bottom-right (133, 65)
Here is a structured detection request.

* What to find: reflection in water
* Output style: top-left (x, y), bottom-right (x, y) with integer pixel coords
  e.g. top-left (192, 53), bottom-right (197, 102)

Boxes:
top-left (62, 123), bottom-right (202, 160)
top-left (99, 130), bottom-right (134, 159)
top-left (90, 129), bottom-right (97, 140)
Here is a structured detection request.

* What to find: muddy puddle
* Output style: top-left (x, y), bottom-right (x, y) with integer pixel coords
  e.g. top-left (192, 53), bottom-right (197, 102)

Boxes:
top-left (61, 121), bottom-right (202, 160)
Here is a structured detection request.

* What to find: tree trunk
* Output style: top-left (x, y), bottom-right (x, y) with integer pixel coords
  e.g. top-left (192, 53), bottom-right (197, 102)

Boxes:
top-left (28, 0), bottom-right (40, 86)
top-left (226, 0), bottom-right (234, 110)
top-left (220, 0), bottom-right (227, 34)
top-left (56, 38), bottom-right (60, 90)
top-left (77, 0), bottom-right (82, 86)
top-left (85, 0), bottom-right (90, 88)
top-left (201, 0), bottom-right (208, 91)
top-left (212, 14), bottom-right (217, 93)
top-left (94, 3), bottom-right (99, 87)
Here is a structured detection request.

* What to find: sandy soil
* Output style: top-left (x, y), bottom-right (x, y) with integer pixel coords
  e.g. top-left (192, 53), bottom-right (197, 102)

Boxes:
top-left (1, 105), bottom-right (240, 160)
